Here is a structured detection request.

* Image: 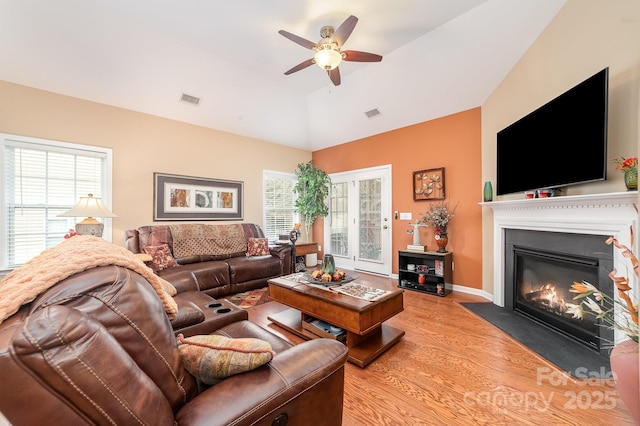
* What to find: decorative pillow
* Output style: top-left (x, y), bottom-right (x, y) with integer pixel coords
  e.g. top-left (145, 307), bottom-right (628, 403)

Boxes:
top-left (177, 334), bottom-right (275, 385)
top-left (143, 244), bottom-right (178, 271)
top-left (246, 237), bottom-right (269, 256)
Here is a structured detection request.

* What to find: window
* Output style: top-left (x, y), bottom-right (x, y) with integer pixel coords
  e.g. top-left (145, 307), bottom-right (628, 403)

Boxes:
top-left (263, 170), bottom-right (297, 242)
top-left (329, 181), bottom-right (349, 256)
top-left (1, 134), bottom-right (113, 270)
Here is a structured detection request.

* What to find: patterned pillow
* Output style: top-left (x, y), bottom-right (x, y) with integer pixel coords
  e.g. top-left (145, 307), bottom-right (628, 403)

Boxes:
top-left (177, 334), bottom-right (275, 385)
top-left (143, 244), bottom-right (178, 271)
top-left (246, 237), bottom-right (270, 256)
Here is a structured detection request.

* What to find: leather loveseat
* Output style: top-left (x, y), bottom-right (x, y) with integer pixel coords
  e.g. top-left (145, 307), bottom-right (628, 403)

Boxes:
top-left (125, 223), bottom-right (292, 298)
top-left (0, 265), bottom-right (349, 425)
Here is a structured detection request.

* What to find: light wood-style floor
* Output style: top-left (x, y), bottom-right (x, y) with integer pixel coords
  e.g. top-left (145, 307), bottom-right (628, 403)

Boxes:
top-left (248, 273), bottom-right (636, 425)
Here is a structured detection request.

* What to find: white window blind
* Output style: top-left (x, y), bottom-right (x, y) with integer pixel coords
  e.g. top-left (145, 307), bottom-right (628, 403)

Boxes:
top-left (263, 170), bottom-right (297, 242)
top-left (1, 134), bottom-right (112, 270)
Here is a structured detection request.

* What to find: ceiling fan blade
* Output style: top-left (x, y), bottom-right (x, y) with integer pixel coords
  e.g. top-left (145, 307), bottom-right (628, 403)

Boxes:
top-left (328, 68), bottom-right (341, 86)
top-left (333, 15), bottom-right (358, 46)
top-left (341, 50), bottom-right (383, 62)
top-left (284, 58), bottom-right (315, 75)
top-left (278, 30), bottom-right (317, 50)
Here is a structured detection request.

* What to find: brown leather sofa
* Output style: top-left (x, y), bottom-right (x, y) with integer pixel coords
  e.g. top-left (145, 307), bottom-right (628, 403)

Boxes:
top-left (125, 223), bottom-right (292, 298)
top-left (0, 265), bottom-right (348, 425)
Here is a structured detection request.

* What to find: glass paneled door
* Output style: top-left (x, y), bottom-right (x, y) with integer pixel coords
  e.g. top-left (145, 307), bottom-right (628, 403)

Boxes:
top-left (325, 165), bottom-right (391, 275)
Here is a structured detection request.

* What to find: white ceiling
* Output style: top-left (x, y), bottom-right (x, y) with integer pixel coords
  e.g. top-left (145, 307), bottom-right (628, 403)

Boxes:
top-left (0, 0), bottom-right (565, 151)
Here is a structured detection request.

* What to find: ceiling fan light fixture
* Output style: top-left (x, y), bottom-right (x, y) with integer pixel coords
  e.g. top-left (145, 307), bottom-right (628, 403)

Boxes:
top-left (280, 15), bottom-right (381, 84)
top-left (314, 45), bottom-right (342, 70)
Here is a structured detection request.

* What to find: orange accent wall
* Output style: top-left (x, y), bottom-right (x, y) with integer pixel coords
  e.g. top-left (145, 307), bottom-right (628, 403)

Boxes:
top-left (312, 107), bottom-right (482, 290)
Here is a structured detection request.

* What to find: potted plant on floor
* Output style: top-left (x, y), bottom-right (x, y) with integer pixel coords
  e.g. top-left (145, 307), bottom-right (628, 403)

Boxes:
top-left (293, 161), bottom-right (331, 242)
top-left (567, 235), bottom-right (639, 423)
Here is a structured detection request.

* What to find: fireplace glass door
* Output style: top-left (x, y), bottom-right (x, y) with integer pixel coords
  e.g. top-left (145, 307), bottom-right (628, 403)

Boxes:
top-left (514, 248), bottom-right (600, 351)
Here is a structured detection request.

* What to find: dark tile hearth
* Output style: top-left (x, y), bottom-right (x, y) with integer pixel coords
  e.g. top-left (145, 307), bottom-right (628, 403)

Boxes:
top-left (460, 302), bottom-right (611, 378)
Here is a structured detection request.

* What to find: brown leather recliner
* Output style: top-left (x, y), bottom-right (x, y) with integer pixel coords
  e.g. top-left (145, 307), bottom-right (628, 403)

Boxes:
top-left (0, 265), bottom-right (348, 425)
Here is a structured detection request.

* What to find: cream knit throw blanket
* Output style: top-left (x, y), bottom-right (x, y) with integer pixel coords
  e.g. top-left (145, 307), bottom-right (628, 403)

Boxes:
top-left (0, 235), bottom-right (178, 324)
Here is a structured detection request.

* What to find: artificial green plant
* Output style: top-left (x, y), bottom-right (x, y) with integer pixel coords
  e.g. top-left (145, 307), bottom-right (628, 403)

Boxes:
top-left (293, 161), bottom-right (331, 240)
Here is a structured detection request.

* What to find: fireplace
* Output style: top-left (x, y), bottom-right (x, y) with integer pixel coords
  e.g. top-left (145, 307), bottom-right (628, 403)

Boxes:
top-left (485, 191), bottom-right (638, 348)
top-left (504, 229), bottom-right (614, 356)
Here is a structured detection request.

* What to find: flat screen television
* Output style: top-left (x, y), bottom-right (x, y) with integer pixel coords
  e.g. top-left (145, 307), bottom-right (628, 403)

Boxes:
top-left (496, 67), bottom-right (608, 196)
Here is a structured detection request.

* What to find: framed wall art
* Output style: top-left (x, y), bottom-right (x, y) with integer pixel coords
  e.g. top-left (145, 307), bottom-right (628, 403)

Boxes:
top-left (154, 172), bottom-right (243, 220)
top-left (413, 167), bottom-right (445, 201)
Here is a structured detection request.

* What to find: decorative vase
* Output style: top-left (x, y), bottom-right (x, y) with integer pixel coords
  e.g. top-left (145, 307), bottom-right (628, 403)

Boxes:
top-left (610, 340), bottom-right (640, 423)
top-left (483, 181), bottom-right (493, 202)
top-left (624, 167), bottom-right (638, 191)
top-left (321, 254), bottom-right (335, 275)
top-left (435, 232), bottom-right (448, 253)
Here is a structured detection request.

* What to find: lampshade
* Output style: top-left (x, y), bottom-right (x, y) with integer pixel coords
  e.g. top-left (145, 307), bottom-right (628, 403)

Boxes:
top-left (314, 44), bottom-right (342, 70)
top-left (58, 194), bottom-right (117, 237)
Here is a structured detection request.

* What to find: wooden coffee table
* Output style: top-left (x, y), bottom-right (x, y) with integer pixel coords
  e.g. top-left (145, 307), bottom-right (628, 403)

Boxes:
top-left (267, 272), bottom-right (404, 367)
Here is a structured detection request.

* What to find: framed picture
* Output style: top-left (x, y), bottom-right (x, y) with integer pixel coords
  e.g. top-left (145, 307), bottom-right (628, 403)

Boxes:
top-left (413, 167), bottom-right (445, 201)
top-left (154, 172), bottom-right (243, 220)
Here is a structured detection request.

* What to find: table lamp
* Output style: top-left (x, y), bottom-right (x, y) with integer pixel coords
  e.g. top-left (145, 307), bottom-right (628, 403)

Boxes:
top-left (58, 194), bottom-right (117, 237)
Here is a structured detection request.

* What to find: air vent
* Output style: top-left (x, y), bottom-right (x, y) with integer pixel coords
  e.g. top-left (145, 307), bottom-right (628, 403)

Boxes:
top-left (364, 108), bottom-right (381, 119)
top-left (180, 93), bottom-right (201, 106)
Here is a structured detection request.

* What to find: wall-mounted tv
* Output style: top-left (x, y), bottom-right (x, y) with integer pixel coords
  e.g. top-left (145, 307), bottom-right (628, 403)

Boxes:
top-left (496, 67), bottom-right (608, 196)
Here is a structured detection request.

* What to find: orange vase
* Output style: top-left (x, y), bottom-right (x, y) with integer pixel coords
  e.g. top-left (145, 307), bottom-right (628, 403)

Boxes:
top-left (435, 233), bottom-right (448, 253)
top-left (610, 340), bottom-right (640, 423)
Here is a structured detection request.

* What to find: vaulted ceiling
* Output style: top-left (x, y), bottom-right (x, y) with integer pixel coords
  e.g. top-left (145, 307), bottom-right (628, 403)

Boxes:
top-left (0, 0), bottom-right (565, 151)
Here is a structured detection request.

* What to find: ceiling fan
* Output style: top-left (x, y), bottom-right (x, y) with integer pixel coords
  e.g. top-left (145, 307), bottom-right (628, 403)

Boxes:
top-left (278, 15), bottom-right (382, 86)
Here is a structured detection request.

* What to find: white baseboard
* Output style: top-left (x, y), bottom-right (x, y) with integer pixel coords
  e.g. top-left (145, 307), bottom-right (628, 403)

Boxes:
top-left (450, 284), bottom-right (493, 301)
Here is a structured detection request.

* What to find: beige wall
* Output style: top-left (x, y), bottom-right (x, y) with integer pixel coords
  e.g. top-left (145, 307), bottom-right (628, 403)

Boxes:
top-left (481, 0), bottom-right (640, 295)
top-left (0, 81), bottom-right (311, 247)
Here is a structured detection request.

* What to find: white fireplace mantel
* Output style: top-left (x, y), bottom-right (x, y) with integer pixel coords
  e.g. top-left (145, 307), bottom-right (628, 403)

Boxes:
top-left (482, 191), bottom-right (638, 307)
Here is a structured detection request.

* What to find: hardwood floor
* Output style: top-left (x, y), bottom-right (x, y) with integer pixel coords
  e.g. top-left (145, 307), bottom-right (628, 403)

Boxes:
top-left (248, 274), bottom-right (636, 425)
